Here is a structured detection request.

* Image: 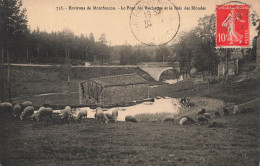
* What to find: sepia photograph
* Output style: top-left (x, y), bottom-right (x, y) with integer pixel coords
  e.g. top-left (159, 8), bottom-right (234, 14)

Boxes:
top-left (0, 0), bottom-right (259, 165)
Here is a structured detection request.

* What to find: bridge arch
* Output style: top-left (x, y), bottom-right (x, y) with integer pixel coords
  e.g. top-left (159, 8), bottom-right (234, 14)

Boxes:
top-left (140, 67), bottom-right (177, 81)
top-left (156, 67), bottom-right (174, 81)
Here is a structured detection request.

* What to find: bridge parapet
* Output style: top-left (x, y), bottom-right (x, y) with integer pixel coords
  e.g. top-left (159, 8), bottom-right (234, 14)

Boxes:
top-left (138, 62), bottom-right (179, 68)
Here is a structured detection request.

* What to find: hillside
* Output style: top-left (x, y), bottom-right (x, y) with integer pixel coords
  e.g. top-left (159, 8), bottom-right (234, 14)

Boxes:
top-left (1, 65), bottom-right (155, 100)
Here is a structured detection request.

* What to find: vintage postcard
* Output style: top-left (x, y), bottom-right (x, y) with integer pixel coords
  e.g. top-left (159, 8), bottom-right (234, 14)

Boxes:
top-left (0, 0), bottom-right (259, 165)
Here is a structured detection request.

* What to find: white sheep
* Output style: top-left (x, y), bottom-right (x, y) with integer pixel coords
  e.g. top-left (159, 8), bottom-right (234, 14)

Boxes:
top-left (95, 107), bottom-right (103, 119)
top-left (59, 106), bottom-right (73, 121)
top-left (112, 110), bottom-right (118, 122)
top-left (64, 106), bottom-right (72, 111)
top-left (179, 117), bottom-right (188, 126)
top-left (233, 105), bottom-right (239, 115)
top-left (125, 115), bottom-right (138, 123)
top-left (96, 111), bottom-right (109, 124)
top-left (162, 115), bottom-right (174, 123)
top-left (105, 113), bottom-right (113, 121)
top-left (13, 104), bottom-right (22, 117)
top-left (31, 107), bottom-right (45, 120)
top-left (75, 109), bottom-right (88, 122)
top-left (21, 101), bottom-right (33, 109)
top-left (20, 106), bottom-right (34, 120)
top-left (0, 102), bottom-right (13, 117)
top-left (45, 107), bottom-right (53, 112)
top-left (32, 107), bottom-right (53, 121)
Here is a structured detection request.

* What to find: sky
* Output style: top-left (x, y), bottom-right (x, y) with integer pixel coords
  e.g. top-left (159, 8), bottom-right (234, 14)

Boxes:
top-left (22, 0), bottom-right (260, 46)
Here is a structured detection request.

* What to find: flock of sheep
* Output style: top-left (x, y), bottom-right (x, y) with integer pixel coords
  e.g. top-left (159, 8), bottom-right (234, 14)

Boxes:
top-left (176, 98), bottom-right (254, 127)
top-left (0, 98), bottom-right (252, 126)
top-left (0, 100), bottom-right (139, 123)
top-left (177, 107), bottom-right (229, 127)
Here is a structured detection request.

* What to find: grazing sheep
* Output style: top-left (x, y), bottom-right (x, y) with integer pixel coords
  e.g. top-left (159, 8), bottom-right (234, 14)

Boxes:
top-left (125, 115), bottom-right (138, 123)
top-left (45, 107), bottom-right (53, 112)
top-left (203, 113), bottom-right (211, 119)
top-left (20, 106), bottom-right (34, 120)
top-left (105, 113), bottom-right (113, 120)
top-left (21, 101), bottom-right (33, 109)
top-left (179, 117), bottom-right (188, 126)
top-left (32, 107), bottom-right (53, 121)
top-left (214, 111), bottom-right (221, 118)
top-left (75, 109), bottom-right (88, 122)
top-left (223, 108), bottom-right (229, 116)
top-left (208, 122), bottom-right (225, 128)
top-left (233, 105), bottom-right (239, 115)
top-left (59, 106), bottom-right (73, 121)
top-left (186, 102), bottom-right (195, 108)
top-left (198, 108), bottom-right (206, 115)
top-left (180, 98), bottom-right (188, 104)
top-left (198, 116), bottom-right (208, 124)
top-left (162, 115), bottom-right (174, 123)
top-left (180, 98), bottom-right (194, 108)
top-left (0, 102), bottom-right (13, 118)
top-left (39, 107), bottom-right (53, 121)
top-left (96, 107), bottom-right (103, 113)
top-left (112, 110), bottom-right (119, 122)
top-left (183, 116), bottom-right (196, 124)
top-left (96, 112), bottom-right (109, 124)
top-left (95, 107), bottom-right (103, 119)
top-left (31, 107), bottom-right (45, 120)
top-left (64, 106), bottom-right (72, 112)
top-left (13, 104), bottom-right (22, 117)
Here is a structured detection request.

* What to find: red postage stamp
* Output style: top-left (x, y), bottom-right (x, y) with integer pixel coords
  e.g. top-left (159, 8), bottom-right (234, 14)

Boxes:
top-left (216, 5), bottom-right (250, 48)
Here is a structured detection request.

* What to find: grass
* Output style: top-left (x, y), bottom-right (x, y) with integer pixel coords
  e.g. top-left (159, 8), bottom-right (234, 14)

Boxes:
top-left (1, 107), bottom-right (258, 166)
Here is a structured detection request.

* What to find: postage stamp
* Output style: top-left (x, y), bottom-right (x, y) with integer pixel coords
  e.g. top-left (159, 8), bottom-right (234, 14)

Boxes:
top-left (216, 4), bottom-right (250, 48)
top-left (130, 0), bottom-right (180, 46)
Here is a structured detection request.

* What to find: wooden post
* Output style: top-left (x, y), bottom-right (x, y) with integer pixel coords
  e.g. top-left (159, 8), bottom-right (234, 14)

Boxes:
top-left (67, 46), bottom-right (70, 93)
top-left (236, 59), bottom-right (239, 74)
top-left (222, 49), bottom-right (229, 84)
top-left (225, 49), bottom-right (229, 80)
top-left (26, 48), bottom-right (29, 63)
top-left (147, 85), bottom-right (150, 98)
top-left (0, 47), bottom-right (4, 101)
top-left (7, 49), bottom-right (11, 102)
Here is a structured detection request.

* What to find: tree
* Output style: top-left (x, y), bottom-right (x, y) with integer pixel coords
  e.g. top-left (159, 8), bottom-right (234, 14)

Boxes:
top-left (119, 46), bottom-right (136, 65)
top-left (61, 29), bottom-right (74, 92)
top-left (172, 14), bottom-right (219, 79)
top-left (89, 33), bottom-right (95, 43)
top-left (98, 33), bottom-right (107, 45)
top-left (193, 14), bottom-right (219, 75)
top-left (155, 46), bottom-right (171, 62)
top-left (0, 0), bottom-right (27, 101)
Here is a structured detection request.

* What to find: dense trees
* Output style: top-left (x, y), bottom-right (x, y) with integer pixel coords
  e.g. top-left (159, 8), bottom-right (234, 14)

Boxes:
top-left (172, 14), bottom-right (219, 77)
top-left (7, 30), bottom-right (111, 64)
top-left (1, 1), bottom-right (258, 75)
top-left (0, 0), bottom-right (28, 101)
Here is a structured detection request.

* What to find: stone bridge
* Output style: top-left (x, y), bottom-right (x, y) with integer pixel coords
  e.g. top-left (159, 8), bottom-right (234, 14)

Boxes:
top-left (138, 62), bottom-right (180, 81)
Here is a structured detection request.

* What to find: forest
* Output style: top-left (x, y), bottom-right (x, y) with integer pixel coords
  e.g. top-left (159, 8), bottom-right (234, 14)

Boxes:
top-left (0, 0), bottom-right (259, 70)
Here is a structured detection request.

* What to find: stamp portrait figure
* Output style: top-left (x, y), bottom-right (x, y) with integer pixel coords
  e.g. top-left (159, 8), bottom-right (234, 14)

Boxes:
top-left (222, 8), bottom-right (245, 44)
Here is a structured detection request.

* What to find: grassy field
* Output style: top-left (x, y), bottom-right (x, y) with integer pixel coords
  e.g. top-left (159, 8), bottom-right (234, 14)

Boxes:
top-left (0, 65), bottom-right (259, 166)
top-left (1, 107), bottom-right (258, 166)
